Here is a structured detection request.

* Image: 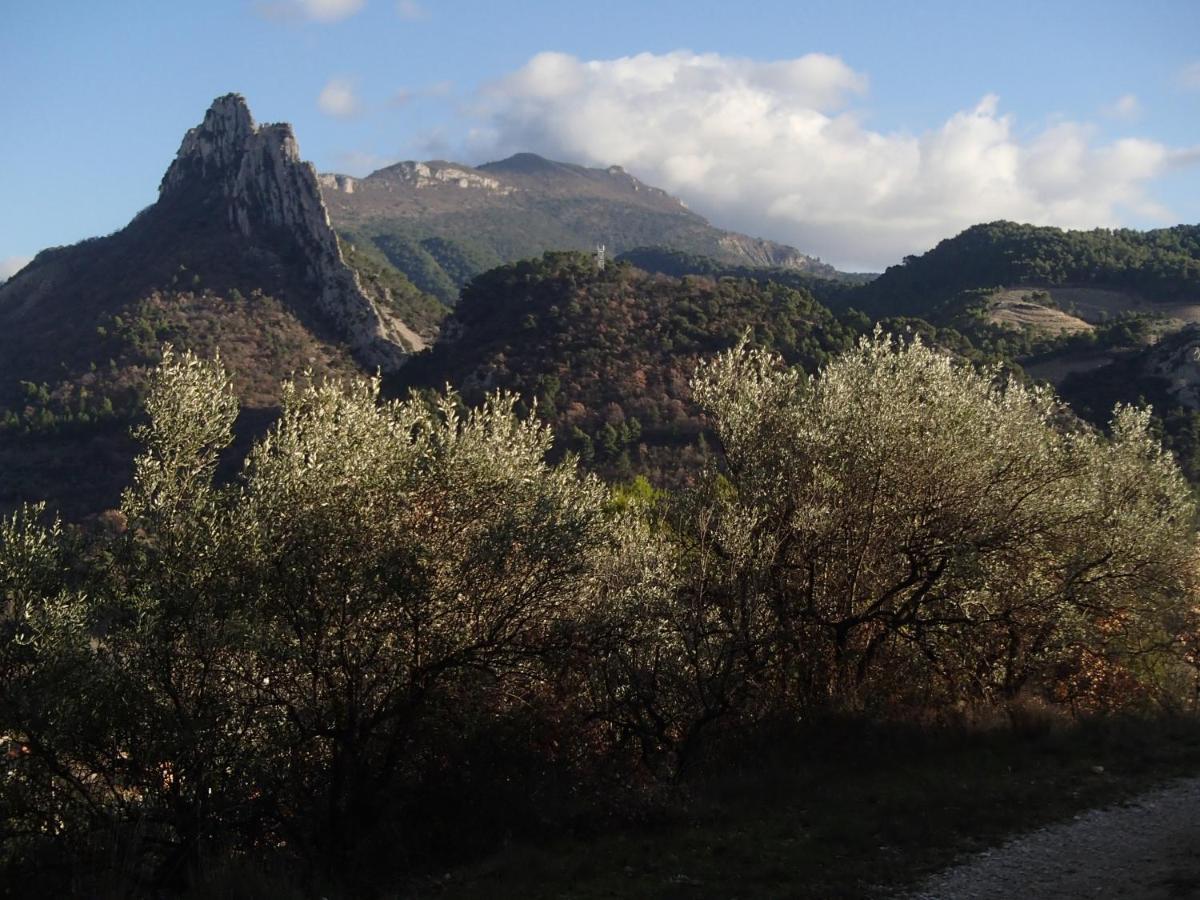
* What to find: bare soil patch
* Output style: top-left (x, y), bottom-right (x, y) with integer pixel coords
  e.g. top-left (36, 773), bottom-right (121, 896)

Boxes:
top-left (988, 290), bottom-right (1092, 334)
top-left (995, 285), bottom-right (1200, 328)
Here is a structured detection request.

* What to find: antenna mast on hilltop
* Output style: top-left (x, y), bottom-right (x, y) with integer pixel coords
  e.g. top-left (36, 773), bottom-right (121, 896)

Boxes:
top-left (595, 243), bottom-right (606, 271)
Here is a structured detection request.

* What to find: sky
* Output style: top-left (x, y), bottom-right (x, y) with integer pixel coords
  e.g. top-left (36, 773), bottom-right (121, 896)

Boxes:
top-left (1, 0), bottom-right (1199, 277)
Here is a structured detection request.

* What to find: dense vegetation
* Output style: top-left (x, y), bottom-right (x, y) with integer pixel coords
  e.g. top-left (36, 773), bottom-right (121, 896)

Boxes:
top-left (857, 221), bottom-right (1200, 318)
top-left (0, 282), bottom-right (366, 516)
top-left (339, 223), bottom-right (505, 306)
top-left (3, 336), bottom-right (1197, 896)
top-left (395, 252), bottom-right (860, 482)
top-left (618, 245), bottom-right (875, 306)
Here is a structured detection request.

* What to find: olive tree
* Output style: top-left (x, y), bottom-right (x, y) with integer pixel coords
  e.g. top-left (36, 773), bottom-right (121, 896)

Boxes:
top-left (1, 348), bottom-right (614, 884)
top-left (0, 506), bottom-right (100, 877)
top-left (228, 375), bottom-right (610, 860)
top-left (683, 332), bottom-right (1199, 712)
top-left (588, 488), bottom-right (777, 777)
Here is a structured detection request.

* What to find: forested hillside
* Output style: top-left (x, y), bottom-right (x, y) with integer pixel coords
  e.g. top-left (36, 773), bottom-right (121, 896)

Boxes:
top-left (393, 252), bottom-right (859, 481)
top-left (856, 221), bottom-right (1200, 318)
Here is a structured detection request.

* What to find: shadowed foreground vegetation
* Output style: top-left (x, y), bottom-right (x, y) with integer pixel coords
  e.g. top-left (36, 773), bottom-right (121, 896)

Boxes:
top-left (3, 335), bottom-right (1199, 897)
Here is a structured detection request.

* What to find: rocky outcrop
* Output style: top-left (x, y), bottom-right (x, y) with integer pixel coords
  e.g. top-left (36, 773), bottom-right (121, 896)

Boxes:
top-left (717, 233), bottom-right (834, 273)
top-left (159, 94), bottom-right (411, 370)
top-left (317, 173), bottom-right (356, 194)
top-left (373, 161), bottom-right (515, 195)
top-left (1146, 324), bottom-right (1200, 409)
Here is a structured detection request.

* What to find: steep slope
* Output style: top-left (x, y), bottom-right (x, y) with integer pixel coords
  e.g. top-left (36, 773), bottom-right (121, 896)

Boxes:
top-left (320, 153), bottom-right (843, 303)
top-left (854, 220), bottom-right (1200, 321)
top-left (0, 93), bottom-right (439, 514)
top-left (392, 252), bottom-right (857, 483)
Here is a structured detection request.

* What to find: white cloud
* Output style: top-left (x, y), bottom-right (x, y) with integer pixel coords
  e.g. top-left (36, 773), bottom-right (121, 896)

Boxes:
top-left (1102, 93), bottom-right (1140, 121)
top-left (396, 0), bottom-right (427, 20)
top-left (257, 0), bottom-right (365, 23)
top-left (469, 51), bottom-right (1199, 270)
top-left (317, 77), bottom-right (361, 118)
top-left (0, 256), bottom-right (32, 283)
top-left (1179, 61), bottom-right (1200, 92)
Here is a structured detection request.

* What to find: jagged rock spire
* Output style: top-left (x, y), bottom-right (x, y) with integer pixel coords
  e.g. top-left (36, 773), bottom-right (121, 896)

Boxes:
top-left (157, 94), bottom-right (413, 371)
top-left (160, 93), bottom-right (257, 194)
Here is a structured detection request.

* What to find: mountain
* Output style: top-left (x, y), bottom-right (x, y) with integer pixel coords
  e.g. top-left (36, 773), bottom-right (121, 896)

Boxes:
top-left (0, 93), bottom-right (439, 514)
top-left (319, 153), bottom-right (845, 303)
top-left (391, 251), bottom-right (858, 483)
top-left (853, 220), bottom-right (1200, 321)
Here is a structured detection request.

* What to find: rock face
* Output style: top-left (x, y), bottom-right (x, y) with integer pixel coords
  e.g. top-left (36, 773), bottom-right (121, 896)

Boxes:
top-left (376, 161), bottom-right (515, 194)
top-left (158, 94), bottom-right (411, 370)
top-left (1147, 324), bottom-right (1200, 409)
top-left (0, 93), bottom-right (436, 516)
top-left (716, 232), bottom-right (828, 270)
top-left (317, 173), bottom-right (356, 194)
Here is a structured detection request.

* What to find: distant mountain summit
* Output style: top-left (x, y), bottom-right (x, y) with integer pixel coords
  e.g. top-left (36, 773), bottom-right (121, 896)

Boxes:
top-left (320, 152), bottom-right (842, 303)
top-left (0, 94), bottom-right (435, 513)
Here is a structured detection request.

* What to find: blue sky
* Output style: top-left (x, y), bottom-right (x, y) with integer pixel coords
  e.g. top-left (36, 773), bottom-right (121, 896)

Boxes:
top-left (2, 0), bottom-right (1198, 273)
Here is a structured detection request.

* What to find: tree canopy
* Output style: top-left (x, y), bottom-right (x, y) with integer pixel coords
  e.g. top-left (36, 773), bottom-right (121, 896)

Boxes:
top-left (3, 337), bottom-right (1198, 892)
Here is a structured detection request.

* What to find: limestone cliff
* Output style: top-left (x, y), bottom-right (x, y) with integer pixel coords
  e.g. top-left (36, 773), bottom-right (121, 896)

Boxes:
top-left (157, 94), bottom-right (412, 369)
top-left (0, 93), bottom-right (443, 515)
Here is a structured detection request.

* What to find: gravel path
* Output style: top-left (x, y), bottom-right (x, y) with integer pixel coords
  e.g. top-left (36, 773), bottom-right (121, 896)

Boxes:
top-left (906, 776), bottom-right (1200, 899)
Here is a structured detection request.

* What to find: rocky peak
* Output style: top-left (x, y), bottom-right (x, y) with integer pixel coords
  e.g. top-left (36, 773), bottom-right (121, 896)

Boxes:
top-left (156, 94), bottom-right (413, 371)
top-left (160, 93), bottom-right (258, 194)
top-left (478, 152), bottom-right (562, 175)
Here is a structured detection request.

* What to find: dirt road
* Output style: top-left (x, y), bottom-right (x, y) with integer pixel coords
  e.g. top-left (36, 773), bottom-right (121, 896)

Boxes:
top-left (906, 776), bottom-right (1200, 899)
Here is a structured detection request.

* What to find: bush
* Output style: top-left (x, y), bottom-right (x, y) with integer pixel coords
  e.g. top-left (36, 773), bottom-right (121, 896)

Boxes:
top-left (3, 336), bottom-right (1198, 890)
top-left (683, 332), bottom-right (1199, 714)
top-left (1, 348), bottom-right (610, 890)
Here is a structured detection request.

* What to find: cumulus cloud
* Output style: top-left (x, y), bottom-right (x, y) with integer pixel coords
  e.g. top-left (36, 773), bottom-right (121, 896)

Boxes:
top-left (317, 77), bottom-right (361, 118)
top-left (396, 0), bottom-right (427, 20)
top-left (469, 51), bottom-right (1198, 270)
top-left (1102, 93), bottom-right (1140, 121)
top-left (0, 256), bottom-right (32, 284)
top-left (257, 0), bottom-right (365, 23)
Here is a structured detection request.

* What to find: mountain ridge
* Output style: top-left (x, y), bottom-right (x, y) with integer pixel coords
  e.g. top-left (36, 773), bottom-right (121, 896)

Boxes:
top-left (319, 151), bottom-right (847, 302)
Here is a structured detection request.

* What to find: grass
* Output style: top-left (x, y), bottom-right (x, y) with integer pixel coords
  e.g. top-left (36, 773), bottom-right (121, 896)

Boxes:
top-left (396, 712), bottom-right (1200, 900)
